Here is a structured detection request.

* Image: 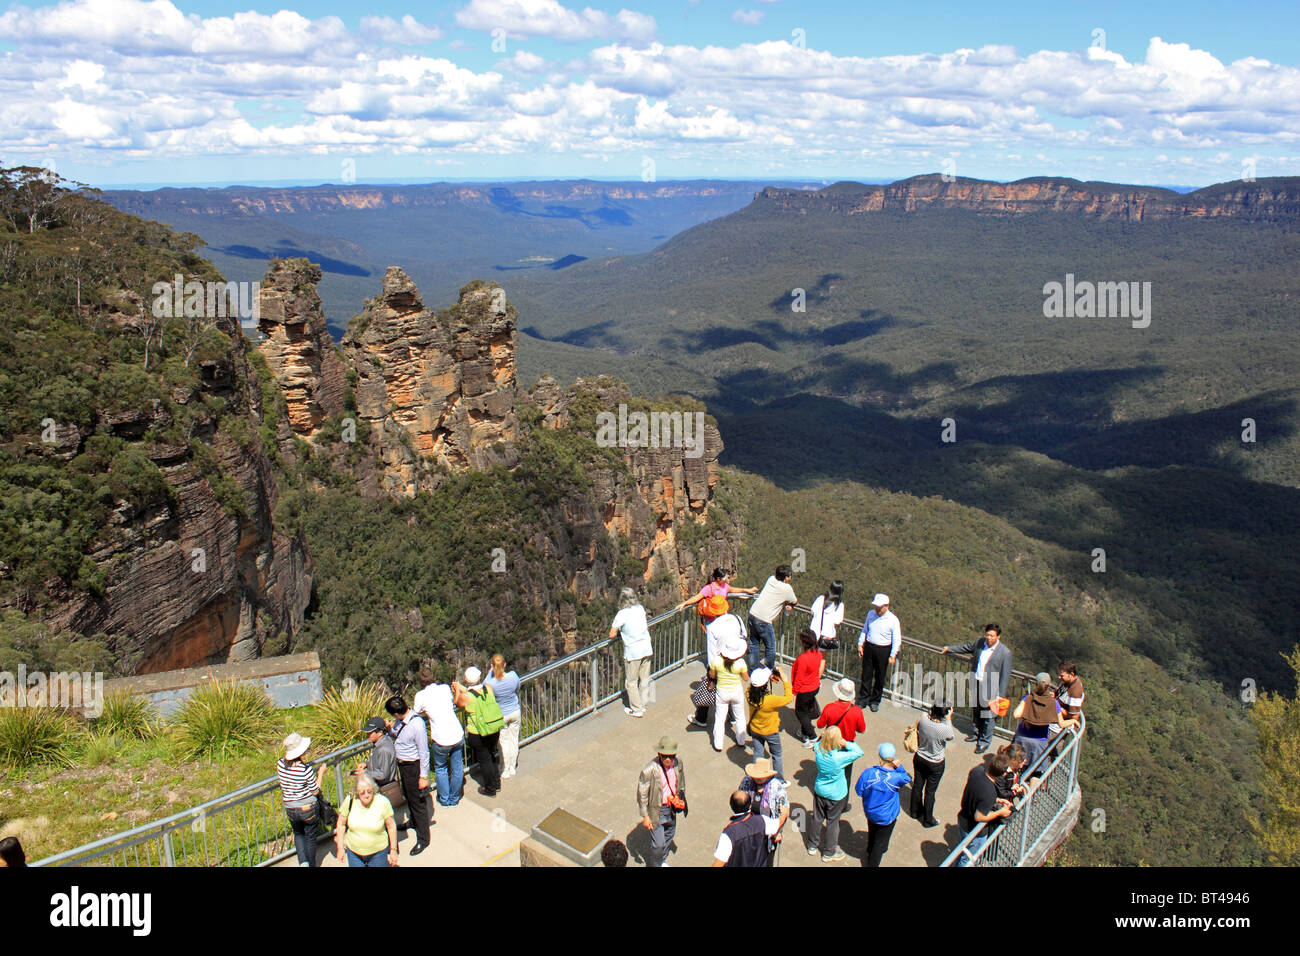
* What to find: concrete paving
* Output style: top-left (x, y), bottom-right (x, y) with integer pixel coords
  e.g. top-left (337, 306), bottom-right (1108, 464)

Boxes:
top-left (280, 663), bottom-right (995, 868)
top-left (482, 662), bottom-right (990, 867)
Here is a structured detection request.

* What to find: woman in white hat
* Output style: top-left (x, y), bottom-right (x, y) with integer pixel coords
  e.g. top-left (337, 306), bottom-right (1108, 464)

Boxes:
top-left (278, 732), bottom-right (327, 867)
top-left (455, 667), bottom-right (505, 796)
top-left (708, 633), bottom-right (750, 752)
top-left (745, 667), bottom-right (793, 781)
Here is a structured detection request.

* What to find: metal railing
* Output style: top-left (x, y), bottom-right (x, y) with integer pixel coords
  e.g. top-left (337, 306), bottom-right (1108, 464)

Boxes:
top-left (34, 602), bottom-right (1081, 867)
top-left (940, 718), bottom-right (1086, 867)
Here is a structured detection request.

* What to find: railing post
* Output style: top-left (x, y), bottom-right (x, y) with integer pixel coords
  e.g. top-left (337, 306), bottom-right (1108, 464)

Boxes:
top-left (681, 610), bottom-right (689, 665)
top-left (590, 649), bottom-right (598, 713)
top-left (334, 761), bottom-right (345, 805)
top-left (1017, 788), bottom-right (1032, 864)
top-left (162, 829), bottom-right (175, 867)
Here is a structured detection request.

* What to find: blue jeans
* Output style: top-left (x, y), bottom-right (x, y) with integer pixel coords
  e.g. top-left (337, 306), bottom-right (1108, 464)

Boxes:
top-left (972, 709), bottom-right (995, 748)
top-left (346, 847), bottom-right (390, 867)
top-left (956, 822), bottom-right (987, 867)
top-left (433, 741), bottom-right (464, 806)
top-left (747, 616), bottom-right (776, 671)
top-left (648, 805), bottom-right (677, 867)
top-left (285, 803), bottom-right (319, 867)
top-left (750, 731), bottom-right (784, 781)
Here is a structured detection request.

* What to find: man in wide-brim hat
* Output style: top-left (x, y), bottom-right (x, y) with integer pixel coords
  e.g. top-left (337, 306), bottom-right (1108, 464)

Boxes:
top-left (739, 757), bottom-right (790, 865)
top-left (637, 735), bottom-right (687, 867)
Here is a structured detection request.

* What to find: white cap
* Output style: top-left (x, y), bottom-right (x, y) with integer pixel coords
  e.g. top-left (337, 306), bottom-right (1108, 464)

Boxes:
top-left (872, 593), bottom-right (889, 606)
top-left (749, 668), bottom-right (772, 687)
top-left (465, 666), bottom-right (482, 685)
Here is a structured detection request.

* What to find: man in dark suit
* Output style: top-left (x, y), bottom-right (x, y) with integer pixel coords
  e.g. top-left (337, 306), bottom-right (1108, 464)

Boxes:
top-left (942, 624), bottom-right (1013, 754)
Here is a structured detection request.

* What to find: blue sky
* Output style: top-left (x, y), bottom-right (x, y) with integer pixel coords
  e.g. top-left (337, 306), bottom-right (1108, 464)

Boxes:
top-left (1, 0), bottom-right (1296, 187)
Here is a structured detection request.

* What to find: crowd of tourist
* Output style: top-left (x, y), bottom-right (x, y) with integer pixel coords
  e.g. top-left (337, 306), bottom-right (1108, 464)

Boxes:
top-left (272, 568), bottom-right (1084, 868)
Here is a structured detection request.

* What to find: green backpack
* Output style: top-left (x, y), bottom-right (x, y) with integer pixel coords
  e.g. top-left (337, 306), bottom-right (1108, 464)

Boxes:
top-left (469, 686), bottom-right (505, 735)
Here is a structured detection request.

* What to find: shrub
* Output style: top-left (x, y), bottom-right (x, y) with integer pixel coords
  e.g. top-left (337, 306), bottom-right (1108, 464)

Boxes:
top-left (301, 681), bottom-right (389, 751)
top-left (170, 681), bottom-right (279, 762)
top-left (0, 706), bottom-right (84, 771)
top-left (93, 691), bottom-right (158, 740)
top-left (82, 731), bottom-right (124, 768)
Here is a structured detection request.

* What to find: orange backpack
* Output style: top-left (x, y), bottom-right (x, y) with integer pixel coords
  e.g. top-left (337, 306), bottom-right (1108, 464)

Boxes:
top-left (698, 593), bottom-right (730, 618)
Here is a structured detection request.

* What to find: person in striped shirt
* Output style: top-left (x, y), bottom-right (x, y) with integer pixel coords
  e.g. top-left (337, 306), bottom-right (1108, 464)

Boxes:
top-left (278, 733), bottom-right (326, 867)
top-left (1056, 661), bottom-right (1085, 723)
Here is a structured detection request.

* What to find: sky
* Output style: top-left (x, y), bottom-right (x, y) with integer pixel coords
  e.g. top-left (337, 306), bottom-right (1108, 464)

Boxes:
top-left (0, 0), bottom-right (1297, 188)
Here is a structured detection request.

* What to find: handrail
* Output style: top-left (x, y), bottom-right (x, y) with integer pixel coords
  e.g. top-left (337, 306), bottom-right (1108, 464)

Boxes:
top-left (940, 717), bottom-right (1086, 867)
top-left (34, 602), bottom-right (1080, 867)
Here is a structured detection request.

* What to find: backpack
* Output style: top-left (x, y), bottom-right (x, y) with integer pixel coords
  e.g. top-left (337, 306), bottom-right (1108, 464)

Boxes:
top-left (698, 593), bottom-right (730, 618)
top-left (469, 686), bottom-right (505, 735)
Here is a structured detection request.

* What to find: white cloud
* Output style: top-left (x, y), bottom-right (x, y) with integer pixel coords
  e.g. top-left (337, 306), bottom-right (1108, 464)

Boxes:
top-left (0, 1), bottom-right (1295, 182)
top-left (731, 10), bottom-right (764, 26)
top-left (359, 15), bottom-right (443, 45)
top-left (453, 0), bottom-right (656, 44)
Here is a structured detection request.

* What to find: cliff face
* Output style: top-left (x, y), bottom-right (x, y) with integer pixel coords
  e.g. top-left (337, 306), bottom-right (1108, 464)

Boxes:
top-left (256, 259), bottom-right (348, 439)
top-left (338, 268), bottom-right (520, 498)
top-left (37, 330), bottom-right (312, 674)
top-left (528, 375), bottom-right (739, 652)
top-left (103, 182), bottom-right (746, 218)
top-left (757, 175), bottom-right (1300, 221)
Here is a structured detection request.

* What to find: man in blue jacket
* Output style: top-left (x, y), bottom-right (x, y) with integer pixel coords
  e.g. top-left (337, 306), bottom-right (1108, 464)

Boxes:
top-left (855, 742), bottom-right (912, 868)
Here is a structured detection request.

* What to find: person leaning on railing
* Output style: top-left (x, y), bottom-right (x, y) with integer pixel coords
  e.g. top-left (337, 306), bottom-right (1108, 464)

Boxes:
top-left (334, 773), bottom-right (399, 868)
top-left (955, 750), bottom-right (1014, 867)
top-left (486, 654), bottom-right (523, 778)
top-left (610, 587), bottom-right (655, 718)
top-left (278, 732), bottom-right (327, 868)
top-left (1012, 672), bottom-right (1078, 774)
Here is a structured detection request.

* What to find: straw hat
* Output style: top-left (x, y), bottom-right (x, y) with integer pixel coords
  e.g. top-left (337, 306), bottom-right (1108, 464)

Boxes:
top-left (283, 732), bottom-right (310, 761)
top-left (832, 678), bottom-right (856, 703)
top-left (745, 758), bottom-right (778, 781)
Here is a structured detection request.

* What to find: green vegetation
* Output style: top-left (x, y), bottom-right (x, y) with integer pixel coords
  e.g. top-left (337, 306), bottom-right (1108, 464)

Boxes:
top-left (301, 681), bottom-right (389, 750)
top-left (170, 682), bottom-right (279, 762)
top-left (1249, 646), bottom-right (1300, 866)
top-left (93, 691), bottom-right (159, 741)
top-left (0, 167), bottom-right (257, 620)
top-left (0, 705), bottom-right (84, 770)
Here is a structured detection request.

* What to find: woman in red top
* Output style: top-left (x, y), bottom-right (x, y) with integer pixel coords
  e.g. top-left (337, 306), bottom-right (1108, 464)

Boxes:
top-left (817, 678), bottom-right (866, 790)
top-left (790, 628), bottom-right (826, 747)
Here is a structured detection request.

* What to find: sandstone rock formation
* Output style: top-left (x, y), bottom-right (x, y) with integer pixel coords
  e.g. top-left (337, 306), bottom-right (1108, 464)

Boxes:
top-left (339, 268), bottom-right (519, 498)
top-left (39, 330), bottom-right (312, 674)
top-left (256, 259), bottom-right (348, 438)
top-left (757, 175), bottom-right (1300, 222)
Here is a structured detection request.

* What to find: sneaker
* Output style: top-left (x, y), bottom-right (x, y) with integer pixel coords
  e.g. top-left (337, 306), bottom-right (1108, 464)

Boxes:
top-left (630, 709), bottom-right (646, 718)
top-left (802, 737), bottom-right (816, 749)
top-left (963, 734), bottom-right (979, 742)
top-left (922, 817), bottom-right (941, 828)
top-left (869, 702), bottom-right (881, 713)
top-left (624, 706), bottom-right (637, 716)
top-left (807, 843), bottom-right (820, 856)
top-left (821, 850), bottom-right (847, 863)
top-left (974, 744), bottom-right (989, 755)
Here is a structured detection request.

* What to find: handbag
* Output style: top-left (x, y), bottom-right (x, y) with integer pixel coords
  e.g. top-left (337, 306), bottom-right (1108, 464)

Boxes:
top-left (315, 791), bottom-right (338, 831)
top-left (691, 674), bottom-right (716, 708)
top-left (815, 598), bottom-right (840, 650)
top-left (903, 720), bottom-right (919, 754)
top-left (379, 779), bottom-right (406, 809)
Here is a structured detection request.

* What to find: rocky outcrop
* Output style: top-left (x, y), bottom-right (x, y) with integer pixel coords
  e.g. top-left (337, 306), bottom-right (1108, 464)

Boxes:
top-left (529, 375), bottom-right (738, 632)
top-left (37, 331), bottom-right (312, 674)
top-left (757, 175), bottom-right (1300, 222)
top-left (339, 268), bottom-right (519, 497)
top-left (256, 259), bottom-right (348, 438)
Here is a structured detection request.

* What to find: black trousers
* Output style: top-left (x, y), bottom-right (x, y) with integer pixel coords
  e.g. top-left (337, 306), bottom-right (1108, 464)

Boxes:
top-left (909, 755), bottom-right (945, 820)
top-left (858, 644), bottom-right (890, 706)
top-left (864, 818), bottom-right (896, 867)
top-left (468, 731), bottom-right (501, 793)
top-left (398, 760), bottom-right (431, 846)
top-left (795, 691), bottom-right (820, 739)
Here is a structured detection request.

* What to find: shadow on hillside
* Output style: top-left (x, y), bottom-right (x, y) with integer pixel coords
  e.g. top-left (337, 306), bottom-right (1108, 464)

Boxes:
top-left (215, 243), bottom-right (371, 277)
top-left (711, 373), bottom-right (1300, 691)
top-left (672, 311), bottom-right (909, 354)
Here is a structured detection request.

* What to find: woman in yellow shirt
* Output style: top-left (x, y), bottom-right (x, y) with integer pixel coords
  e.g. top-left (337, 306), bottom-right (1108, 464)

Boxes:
top-left (746, 667), bottom-right (794, 781)
top-left (334, 773), bottom-right (399, 867)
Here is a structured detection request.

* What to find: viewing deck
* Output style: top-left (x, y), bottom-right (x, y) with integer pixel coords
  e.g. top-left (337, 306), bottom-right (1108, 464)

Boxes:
top-left (35, 605), bottom-right (1083, 868)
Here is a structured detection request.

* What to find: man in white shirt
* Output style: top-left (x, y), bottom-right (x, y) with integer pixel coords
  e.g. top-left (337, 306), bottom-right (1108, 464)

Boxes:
top-left (856, 594), bottom-right (901, 712)
top-left (747, 565), bottom-right (797, 672)
top-left (609, 587), bottom-right (654, 717)
top-left (412, 666), bottom-right (466, 807)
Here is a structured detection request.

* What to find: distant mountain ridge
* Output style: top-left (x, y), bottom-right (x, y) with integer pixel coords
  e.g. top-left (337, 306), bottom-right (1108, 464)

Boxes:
top-left (758, 174), bottom-right (1300, 221)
